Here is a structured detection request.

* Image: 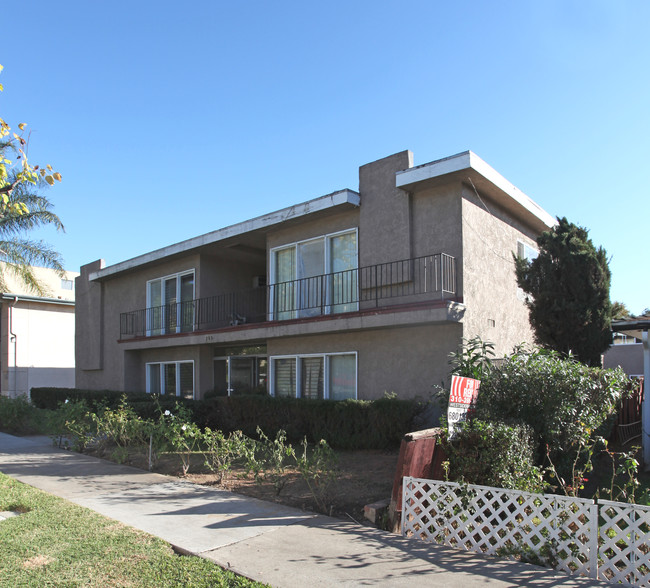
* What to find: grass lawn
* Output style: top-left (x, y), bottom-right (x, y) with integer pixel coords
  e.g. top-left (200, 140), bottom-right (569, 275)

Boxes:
top-left (0, 472), bottom-right (266, 588)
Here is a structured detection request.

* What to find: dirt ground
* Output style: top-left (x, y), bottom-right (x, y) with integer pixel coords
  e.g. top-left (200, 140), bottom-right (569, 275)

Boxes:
top-left (104, 447), bottom-right (400, 524)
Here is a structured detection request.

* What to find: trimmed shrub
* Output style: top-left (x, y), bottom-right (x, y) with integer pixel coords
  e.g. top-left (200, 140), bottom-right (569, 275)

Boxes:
top-left (30, 388), bottom-right (423, 450)
top-left (443, 419), bottom-right (544, 493)
top-left (30, 388), bottom-right (151, 411)
top-left (195, 395), bottom-right (422, 450)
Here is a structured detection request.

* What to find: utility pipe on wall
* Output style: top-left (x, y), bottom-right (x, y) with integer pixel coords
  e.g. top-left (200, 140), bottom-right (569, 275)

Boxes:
top-left (641, 329), bottom-right (650, 472)
top-left (8, 296), bottom-right (18, 398)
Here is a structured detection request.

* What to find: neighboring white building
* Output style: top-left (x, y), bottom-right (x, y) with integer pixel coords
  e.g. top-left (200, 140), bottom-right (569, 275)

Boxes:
top-left (0, 264), bottom-right (79, 398)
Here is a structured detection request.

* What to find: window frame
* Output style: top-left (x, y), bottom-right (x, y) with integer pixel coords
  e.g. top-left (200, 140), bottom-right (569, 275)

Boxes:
top-left (516, 240), bottom-right (538, 262)
top-left (269, 352), bottom-right (358, 400)
top-left (146, 269), bottom-right (195, 335)
top-left (145, 360), bottom-right (195, 399)
top-left (269, 228), bottom-right (358, 320)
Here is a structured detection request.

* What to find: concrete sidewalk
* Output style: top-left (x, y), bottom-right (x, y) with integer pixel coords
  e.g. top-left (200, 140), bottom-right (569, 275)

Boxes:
top-left (0, 433), bottom-right (604, 587)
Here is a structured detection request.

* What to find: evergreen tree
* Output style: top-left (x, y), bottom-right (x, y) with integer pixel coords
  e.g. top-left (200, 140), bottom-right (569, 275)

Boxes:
top-left (515, 217), bottom-right (612, 366)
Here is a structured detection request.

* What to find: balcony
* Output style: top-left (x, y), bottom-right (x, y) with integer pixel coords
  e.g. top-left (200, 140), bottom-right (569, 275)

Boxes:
top-left (119, 253), bottom-right (457, 339)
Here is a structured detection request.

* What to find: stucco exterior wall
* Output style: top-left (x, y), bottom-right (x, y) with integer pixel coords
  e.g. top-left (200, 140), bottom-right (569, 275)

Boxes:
top-left (1, 301), bottom-right (75, 398)
top-left (604, 343), bottom-right (644, 377)
top-left (267, 323), bottom-right (462, 400)
top-left (459, 184), bottom-right (539, 357)
top-left (359, 151), bottom-right (413, 266)
top-left (266, 208), bottom-right (359, 251)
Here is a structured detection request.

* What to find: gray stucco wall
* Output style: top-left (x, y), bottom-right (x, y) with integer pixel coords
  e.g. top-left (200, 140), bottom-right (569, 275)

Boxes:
top-left (604, 344), bottom-right (644, 376)
top-left (267, 322), bottom-right (462, 400)
top-left (458, 184), bottom-right (539, 357)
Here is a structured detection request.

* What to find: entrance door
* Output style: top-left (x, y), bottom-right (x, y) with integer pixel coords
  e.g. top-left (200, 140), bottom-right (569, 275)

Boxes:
top-left (213, 357), bottom-right (267, 396)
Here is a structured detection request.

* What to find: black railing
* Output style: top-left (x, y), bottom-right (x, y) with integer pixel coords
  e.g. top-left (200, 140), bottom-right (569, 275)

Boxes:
top-left (120, 253), bottom-right (456, 338)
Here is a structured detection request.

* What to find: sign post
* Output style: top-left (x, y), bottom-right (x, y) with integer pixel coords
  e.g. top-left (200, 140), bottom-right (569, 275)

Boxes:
top-left (447, 375), bottom-right (481, 439)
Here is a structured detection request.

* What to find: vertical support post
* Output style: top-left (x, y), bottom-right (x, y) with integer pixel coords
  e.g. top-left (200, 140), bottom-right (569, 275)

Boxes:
top-left (641, 329), bottom-right (650, 472)
top-left (589, 501), bottom-right (598, 580)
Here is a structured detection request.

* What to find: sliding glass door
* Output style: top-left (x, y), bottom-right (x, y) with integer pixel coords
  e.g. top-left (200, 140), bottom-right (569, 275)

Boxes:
top-left (270, 230), bottom-right (358, 320)
top-left (146, 270), bottom-right (195, 335)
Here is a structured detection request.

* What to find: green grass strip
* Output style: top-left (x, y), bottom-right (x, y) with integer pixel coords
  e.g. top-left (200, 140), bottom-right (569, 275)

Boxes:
top-left (0, 472), bottom-right (266, 587)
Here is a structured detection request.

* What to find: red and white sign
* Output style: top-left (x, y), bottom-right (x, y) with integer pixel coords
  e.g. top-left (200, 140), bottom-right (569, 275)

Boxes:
top-left (447, 375), bottom-right (481, 439)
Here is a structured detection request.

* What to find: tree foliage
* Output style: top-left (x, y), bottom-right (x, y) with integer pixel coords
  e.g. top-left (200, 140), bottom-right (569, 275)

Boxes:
top-left (515, 217), bottom-right (612, 365)
top-left (0, 64), bottom-right (64, 294)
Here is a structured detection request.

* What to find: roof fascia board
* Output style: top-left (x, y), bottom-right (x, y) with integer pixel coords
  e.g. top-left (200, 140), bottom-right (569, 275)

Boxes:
top-left (90, 189), bottom-right (360, 281)
top-left (1, 293), bottom-right (75, 306)
top-left (396, 151), bottom-right (556, 230)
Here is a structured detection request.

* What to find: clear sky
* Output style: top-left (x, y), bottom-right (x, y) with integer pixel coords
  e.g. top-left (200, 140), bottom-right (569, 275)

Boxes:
top-left (2, 1), bottom-right (648, 314)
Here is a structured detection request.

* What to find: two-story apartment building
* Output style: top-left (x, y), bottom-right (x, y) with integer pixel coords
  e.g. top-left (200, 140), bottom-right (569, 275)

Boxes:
top-left (75, 150), bottom-right (555, 401)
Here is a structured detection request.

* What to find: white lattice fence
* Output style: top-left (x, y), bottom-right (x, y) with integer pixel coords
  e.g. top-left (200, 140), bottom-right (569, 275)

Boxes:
top-left (402, 478), bottom-right (599, 580)
top-left (599, 499), bottom-right (650, 585)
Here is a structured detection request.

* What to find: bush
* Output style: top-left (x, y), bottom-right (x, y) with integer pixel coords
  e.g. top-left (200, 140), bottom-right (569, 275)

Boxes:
top-left (30, 388), bottom-right (151, 411)
top-left (30, 387), bottom-right (423, 450)
top-left (0, 395), bottom-right (48, 434)
top-left (195, 395), bottom-right (422, 450)
top-left (473, 347), bottom-right (631, 462)
top-left (443, 419), bottom-right (544, 493)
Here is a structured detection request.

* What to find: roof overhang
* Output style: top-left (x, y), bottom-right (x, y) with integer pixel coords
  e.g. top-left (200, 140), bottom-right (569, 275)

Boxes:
top-left (395, 151), bottom-right (556, 234)
top-left (0, 293), bottom-right (75, 306)
top-left (90, 189), bottom-right (360, 281)
top-left (612, 318), bottom-right (650, 341)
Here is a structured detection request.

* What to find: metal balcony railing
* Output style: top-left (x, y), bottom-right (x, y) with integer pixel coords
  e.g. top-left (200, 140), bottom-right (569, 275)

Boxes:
top-left (120, 253), bottom-right (456, 339)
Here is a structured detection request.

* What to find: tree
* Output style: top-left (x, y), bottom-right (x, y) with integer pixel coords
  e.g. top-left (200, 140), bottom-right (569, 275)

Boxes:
top-left (611, 301), bottom-right (631, 320)
top-left (515, 217), bottom-right (612, 366)
top-left (0, 64), bottom-right (64, 295)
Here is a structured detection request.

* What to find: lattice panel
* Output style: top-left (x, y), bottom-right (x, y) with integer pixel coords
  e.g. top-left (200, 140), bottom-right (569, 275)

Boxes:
top-left (402, 478), bottom-right (598, 579)
top-left (598, 499), bottom-right (650, 586)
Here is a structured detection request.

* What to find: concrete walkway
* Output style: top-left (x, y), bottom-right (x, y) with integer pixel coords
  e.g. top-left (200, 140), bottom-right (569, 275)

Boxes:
top-left (0, 433), bottom-right (605, 587)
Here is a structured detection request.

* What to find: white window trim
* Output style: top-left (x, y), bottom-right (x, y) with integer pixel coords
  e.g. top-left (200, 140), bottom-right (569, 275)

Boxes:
top-left (146, 269), bottom-right (195, 335)
top-left (516, 240), bottom-right (538, 261)
top-left (145, 360), bottom-right (195, 399)
top-left (269, 228), bottom-right (358, 320)
top-left (269, 352), bottom-right (357, 400)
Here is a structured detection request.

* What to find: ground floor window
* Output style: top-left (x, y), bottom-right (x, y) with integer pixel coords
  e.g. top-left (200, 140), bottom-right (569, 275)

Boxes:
top-left (270, 353), bottom-right (357, 400)
top-left (146, 361), bottom-right (194, 399)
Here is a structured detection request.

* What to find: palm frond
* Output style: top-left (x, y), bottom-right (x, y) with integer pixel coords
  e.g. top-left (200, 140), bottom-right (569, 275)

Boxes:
top-left (0, 238), bottom-right (65, 296)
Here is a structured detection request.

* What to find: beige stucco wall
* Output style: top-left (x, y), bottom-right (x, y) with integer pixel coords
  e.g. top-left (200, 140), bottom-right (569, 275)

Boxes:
top-left (1, 301), bottom-right (75, 398)
top-left (267, 323), bottom-right (462, 400)
top-left (458, 184), bottom-right (539, 357)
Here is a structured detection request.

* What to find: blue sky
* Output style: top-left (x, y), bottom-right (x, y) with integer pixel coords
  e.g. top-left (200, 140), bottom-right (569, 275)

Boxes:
top-left (2, 1), bottom-right (648, 314)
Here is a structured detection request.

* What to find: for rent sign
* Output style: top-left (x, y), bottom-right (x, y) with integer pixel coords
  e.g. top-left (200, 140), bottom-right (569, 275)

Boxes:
top-left (447, 375), bottom-right (481, 439)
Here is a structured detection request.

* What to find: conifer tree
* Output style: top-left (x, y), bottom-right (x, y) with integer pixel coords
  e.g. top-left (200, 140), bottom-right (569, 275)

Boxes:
top-left (515, 217), bottom-right (612, 366)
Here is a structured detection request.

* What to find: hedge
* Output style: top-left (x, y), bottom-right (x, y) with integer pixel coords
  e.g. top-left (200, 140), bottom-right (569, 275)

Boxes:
top-left (195, 395), bottom-right (422, 450)
top-left (30, 387), bottom-right (422, 450)
top-left (30, 388), bottom-right (149, 411)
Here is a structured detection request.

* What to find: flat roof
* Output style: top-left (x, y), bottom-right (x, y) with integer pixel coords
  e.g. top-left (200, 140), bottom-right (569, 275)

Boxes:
top-left (90, 189), bottom-right (360, 281)
top-left (396, 151), bottom-right (556, 232)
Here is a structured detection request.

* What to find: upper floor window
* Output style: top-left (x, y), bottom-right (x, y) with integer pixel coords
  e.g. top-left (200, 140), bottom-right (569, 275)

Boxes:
top-left (270, 229), bottom-right (358, 320)
top-left (146, 270), bottom-right (195, 335)
top-left (517, 241), bottom-right (538, 262)
top-left (61, 279), bottom-right (74, 290)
